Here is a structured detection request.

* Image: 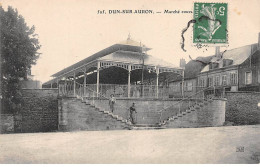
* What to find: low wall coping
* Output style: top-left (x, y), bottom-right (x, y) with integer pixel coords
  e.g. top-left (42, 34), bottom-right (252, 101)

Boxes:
top-left (60, 96), bottom-right (227, 102)
top-left (212, 98), bottom-right (227, 101)
top-left (226, 91), bottom-right (260, 94)
top-left (22, 88), bottom-right (58, 90)
top-left (0, 114), bottom-right (14, 117)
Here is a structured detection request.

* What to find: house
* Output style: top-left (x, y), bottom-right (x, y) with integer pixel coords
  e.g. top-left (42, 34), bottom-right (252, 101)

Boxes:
top-left (197, 36), bottom-right (260, 96)
top-left (167, 32), bottom-right (260, 98)
top-left (21, 68), bottom-right (41, 89)
top-left (238, 46), bottom-right (260, 91)
top-left (167, 56), bottom-right (213, 98)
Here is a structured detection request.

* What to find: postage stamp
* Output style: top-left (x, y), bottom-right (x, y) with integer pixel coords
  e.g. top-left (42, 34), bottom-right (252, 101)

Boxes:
top-left (193, 2), bottom-right (228, 44)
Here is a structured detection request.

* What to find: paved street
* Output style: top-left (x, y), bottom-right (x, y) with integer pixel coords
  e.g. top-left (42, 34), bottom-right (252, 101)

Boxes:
top-left (0, 125), bottom-right (259, 164)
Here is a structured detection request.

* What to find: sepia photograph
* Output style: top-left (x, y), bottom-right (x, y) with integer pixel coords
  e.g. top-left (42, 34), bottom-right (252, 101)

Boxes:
top-left (0, 0), bottom-right (259, 164)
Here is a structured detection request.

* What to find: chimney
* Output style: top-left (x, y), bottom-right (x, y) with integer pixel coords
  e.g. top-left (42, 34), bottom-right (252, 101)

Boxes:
top-left (180, 58), bottom-right (186, 68)
top-left (215, 46), bottom-right (220, 57)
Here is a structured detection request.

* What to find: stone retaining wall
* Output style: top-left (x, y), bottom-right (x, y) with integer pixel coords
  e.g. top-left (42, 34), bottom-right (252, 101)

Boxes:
top-left (92, 98), bottom-right (201, 125)
top-left (166, 99), bottom-right (226, 128)
top-left (59, 98), bottom-right (130, 131)
top-left (0, 114), bottom-right (14, 133)
top-left (226, 92), bottom-right (260, 125)
top-left (14, 89), bottom-right (59, 133)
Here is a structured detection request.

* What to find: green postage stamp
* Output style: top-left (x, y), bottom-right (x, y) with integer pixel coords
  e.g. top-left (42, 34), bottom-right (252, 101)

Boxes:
top-left (193, 2), bottom-right (228, 44)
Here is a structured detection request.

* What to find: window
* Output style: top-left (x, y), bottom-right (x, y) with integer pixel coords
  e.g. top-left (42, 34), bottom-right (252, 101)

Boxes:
top-left (208, 77), bottom-right (213, 87)
top-left (187, 82), bottom-right (193, 91)
top-left (165, 80), bottom-right (169, 88)
top-left (245, 71), bottom-right (252, 85)
top-left (199, 78), bottom-right (205, 87)
top-left (223, 59), bottom-right (233, 67)
top-left (222, 75), bottom-right (227, 86)
top-left (184, 81), bottom-right (193, 91)
top-left (184, 82), bottom-right (188, 91)
top-left (215, 76), bottom-right (220, 86)
top-left (230, 73), bottom-right (238, 85)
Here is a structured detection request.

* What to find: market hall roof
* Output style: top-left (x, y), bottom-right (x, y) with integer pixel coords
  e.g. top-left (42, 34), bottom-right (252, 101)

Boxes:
top-left (50, 38), bottom-right (180, 78)
top-left (99, 50), bottom-right (179, 68)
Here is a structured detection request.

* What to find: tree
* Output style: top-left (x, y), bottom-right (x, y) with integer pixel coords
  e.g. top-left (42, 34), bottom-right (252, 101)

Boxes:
top-left (0, 6), bottom-right (41, 114)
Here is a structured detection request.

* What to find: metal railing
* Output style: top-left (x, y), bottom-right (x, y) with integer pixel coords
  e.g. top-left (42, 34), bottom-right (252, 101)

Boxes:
top-left (58, 81), bottom-right (74, 96)
top-left (73, 82), bottom-right (132, 119)
top-left (158, 85), bottom-right (223, 124)
top-left (58, 81), bottom-right (226, 99)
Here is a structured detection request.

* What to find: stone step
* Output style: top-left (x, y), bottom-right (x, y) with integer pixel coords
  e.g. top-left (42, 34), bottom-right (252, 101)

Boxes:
top-left (92, 107), bottom-right (130, 125)
top-left (194, 105), bottom-right (201, 109)
top-left (69, 99), bottom-right (132, 130)
top-left (134, 124), bottom-right (159, 127)
top-left (186, 109), bottom-right (191, 113)
top-left (177, 114), bottom-right (183, 117)
top-left (132, 126), bottom-right (166, 130)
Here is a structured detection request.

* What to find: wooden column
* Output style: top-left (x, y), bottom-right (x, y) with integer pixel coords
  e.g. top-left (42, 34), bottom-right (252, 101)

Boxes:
top-left (83, 69), bottom-right (87, 97)
top-left (57, 78), bottom-right (60, 95)
top-left (73, 71), bottom-right (76, 97)
top-left (128, 64), bottom-right (131, 98)
top-left (56, 78), bottom-right (59, 94)
top-left (96, 62), bottom-right (100, 97)
top-left (156, 67), bottom-right (159, 98)
top-left (64, 77), bottom-right (67, 95)
top-left (56, 79), bottom-right (59, 89)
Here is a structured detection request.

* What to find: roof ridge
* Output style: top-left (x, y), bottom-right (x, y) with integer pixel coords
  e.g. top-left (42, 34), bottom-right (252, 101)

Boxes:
top-left (223, 43), bottom-right (257, 53)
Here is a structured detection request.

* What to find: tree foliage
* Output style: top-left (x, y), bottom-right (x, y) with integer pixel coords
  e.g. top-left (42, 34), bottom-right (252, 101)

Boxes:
top-left (0, 6), bottom-right (41, 113)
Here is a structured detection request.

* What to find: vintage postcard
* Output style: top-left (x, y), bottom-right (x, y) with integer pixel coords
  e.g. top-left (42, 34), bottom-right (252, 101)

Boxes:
top-left (0, 0), bottom-right (259, 164)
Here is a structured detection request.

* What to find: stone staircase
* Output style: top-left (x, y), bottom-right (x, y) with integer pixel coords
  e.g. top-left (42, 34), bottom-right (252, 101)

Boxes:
top-left (158, 98), bottom-right (214, 128)
top-left (59, 96), bottom-right (223, 131)
top-left (83, 98), bottom-right (133, 126)
top-left (80, 97), bottom-right (216, 129)
top-left (59, 97), bottom-right (133, 131)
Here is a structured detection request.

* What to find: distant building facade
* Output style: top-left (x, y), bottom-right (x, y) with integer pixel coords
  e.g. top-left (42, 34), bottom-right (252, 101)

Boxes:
top-left (238, 48), bottom-right (260, 92)
top-left (166, 56), bottom-right (213, 98)
top-left (166, 33), bottom-right (260, 98)
top-left (198, 42), bottom-right (259, 96)
top-left (21, 68), bottom-right (42, 89)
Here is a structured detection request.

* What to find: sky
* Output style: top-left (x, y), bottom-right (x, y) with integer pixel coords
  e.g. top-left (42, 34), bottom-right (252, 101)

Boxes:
top-left (1, 0), bottom-right (260, 83)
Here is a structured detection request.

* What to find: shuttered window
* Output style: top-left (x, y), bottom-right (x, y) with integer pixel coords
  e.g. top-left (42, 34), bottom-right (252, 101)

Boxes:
top-left (245, 71), bottom-right (252, 85)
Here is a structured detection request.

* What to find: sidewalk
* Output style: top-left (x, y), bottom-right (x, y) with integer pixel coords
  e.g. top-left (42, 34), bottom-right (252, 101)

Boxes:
top-left (0, 125), bottom-right (259, 163)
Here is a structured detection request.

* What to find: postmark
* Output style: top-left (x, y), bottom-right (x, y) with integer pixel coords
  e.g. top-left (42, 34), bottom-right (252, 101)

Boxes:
top-left (193, 2), bottom-right (228, 44)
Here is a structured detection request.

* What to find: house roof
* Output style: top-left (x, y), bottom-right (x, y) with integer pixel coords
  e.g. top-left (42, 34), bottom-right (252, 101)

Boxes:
top-left (239, 48), bottom-right (260, 67)
top-left (167, 55), bottom-right (213, 82)
top-left (158, 43), bottom-right (259, 84)
top-left (201, 43), bottom-right (258, 72)
top-left (184, 57), bottom-right (213, 79)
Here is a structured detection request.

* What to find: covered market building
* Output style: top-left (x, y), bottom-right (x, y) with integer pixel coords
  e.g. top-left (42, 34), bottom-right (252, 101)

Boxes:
top-left (42, 36), bottom-right (184, 98)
